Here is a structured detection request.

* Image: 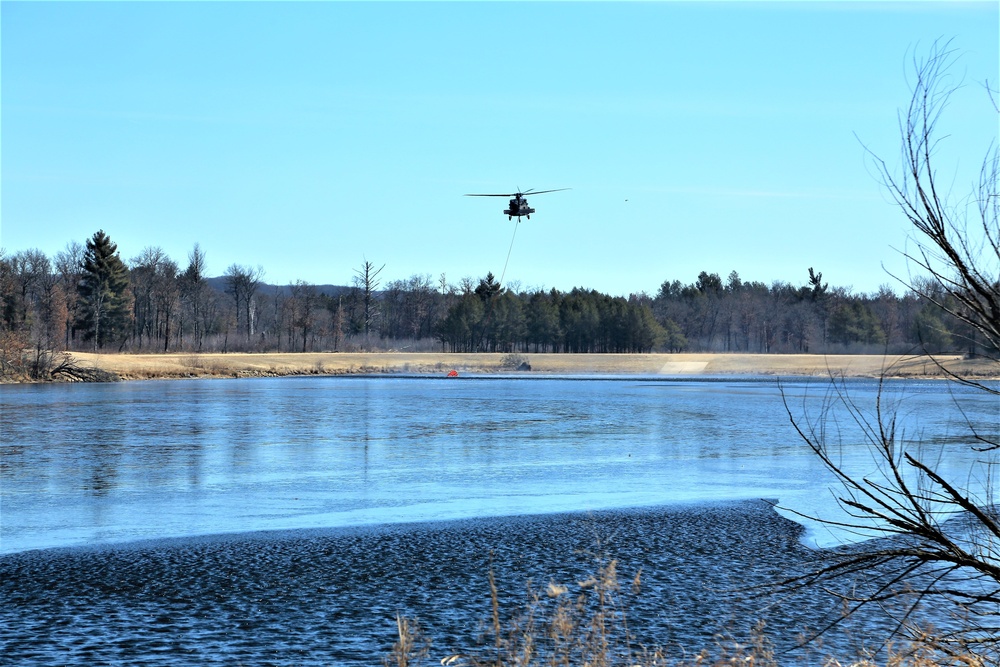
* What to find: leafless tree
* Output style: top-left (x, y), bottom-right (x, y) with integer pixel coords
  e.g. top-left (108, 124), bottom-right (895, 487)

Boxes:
top-left (774, 42), bottom-right (1000, 664)
top-left (54, 241), bottom-right (84, 349)
top-left (405, 273), bottom-right (435, 339)
top-left (35, 270), bottom-right (68, 351)
top-left (866, 40), bottom-right (999, 382)
top-left (224, 263), bottom-right (265, 345)
top-left (778, 374), bottom-right (999, 662)
top-left (9, 249), bottom-right (50, 329)
top-left (332, 296), bottom-right (345, 352)
top-left (289, 280), bottom-right (318, 352)
top-left (130, 247), bottom-right (178, 351)
top-left (153, 258), bottom-right (179, 351)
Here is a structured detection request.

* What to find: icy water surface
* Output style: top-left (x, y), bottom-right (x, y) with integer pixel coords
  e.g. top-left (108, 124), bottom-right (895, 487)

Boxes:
top-left (5, 375), bottom-right (994, 554)
top-left (1, 375), bottom-right (997, 665)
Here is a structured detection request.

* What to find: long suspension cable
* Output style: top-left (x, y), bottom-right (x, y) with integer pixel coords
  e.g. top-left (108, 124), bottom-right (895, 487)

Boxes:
top-left (497, 219), bottom-right (520, 290)
top-left (476, 220), bottom-right (521, 352)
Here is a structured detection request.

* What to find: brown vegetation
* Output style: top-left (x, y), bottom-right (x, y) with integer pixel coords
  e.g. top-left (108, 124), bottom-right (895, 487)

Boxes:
top-left (35, 351), bottom-right (999, 382)
top-left (386, 557), bottom-right (985, 667)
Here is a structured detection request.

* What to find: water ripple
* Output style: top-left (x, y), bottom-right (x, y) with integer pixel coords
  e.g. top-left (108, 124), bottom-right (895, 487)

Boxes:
top-left (2, 501), bottom-right (907, 666)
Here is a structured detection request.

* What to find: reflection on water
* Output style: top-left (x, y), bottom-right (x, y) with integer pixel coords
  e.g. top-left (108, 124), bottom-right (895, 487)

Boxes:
top-left (2, 376), bottom-right (996, 553)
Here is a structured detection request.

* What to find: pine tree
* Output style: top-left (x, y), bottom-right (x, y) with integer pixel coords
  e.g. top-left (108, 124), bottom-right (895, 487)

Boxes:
top-left (76, 230), bottom-right (131, 350)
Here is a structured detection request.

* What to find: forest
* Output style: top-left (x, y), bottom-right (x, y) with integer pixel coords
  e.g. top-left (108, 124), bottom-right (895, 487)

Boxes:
top-left (0, 228), bottom-right (979, 371)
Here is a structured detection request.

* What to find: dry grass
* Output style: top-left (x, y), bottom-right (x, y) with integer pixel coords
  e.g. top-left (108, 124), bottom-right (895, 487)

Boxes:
top-left (407, 557), bottom-right (663, 667)
top-left (385, 614), bottom-right (430, 667)
top-left (61, 352), bottom-right (997, 382)
top-left (388, 559), bottom-right (986, 667)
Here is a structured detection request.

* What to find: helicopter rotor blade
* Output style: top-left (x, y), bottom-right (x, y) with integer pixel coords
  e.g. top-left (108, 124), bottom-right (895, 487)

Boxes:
top-left (465, 188), bottom-right (569, 197)
top-left (521, 188), bottom-right (570, 196)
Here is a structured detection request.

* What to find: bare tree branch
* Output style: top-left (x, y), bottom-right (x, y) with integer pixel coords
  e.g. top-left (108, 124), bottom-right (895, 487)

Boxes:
top-left (866, 40), bottom-right (1000, 393)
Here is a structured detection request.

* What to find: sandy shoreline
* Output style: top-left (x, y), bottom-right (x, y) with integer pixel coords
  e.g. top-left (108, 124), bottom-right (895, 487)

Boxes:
top-left (65, 351), bottom-right (996, 381)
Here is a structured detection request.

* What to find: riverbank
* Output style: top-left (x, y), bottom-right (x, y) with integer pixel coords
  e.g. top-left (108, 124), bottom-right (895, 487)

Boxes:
top-left (66, 351), bottom-right (996, 381)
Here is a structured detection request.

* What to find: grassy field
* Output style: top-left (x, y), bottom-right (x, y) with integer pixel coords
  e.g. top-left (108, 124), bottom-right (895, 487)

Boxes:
top-left (67, 351), bottom-right (997, 381)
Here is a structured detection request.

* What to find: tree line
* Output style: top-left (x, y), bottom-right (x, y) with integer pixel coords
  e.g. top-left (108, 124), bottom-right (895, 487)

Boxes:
top-left (0, 229), bottom-right (986, 371)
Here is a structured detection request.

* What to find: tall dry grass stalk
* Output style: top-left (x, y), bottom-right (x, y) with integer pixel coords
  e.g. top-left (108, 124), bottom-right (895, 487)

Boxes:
top-left (384, 613), bottom-right (429, 667)
top-left (389, 557), bottom-right (986, 667)
top-left (433, 557), bottom-right (670, 667)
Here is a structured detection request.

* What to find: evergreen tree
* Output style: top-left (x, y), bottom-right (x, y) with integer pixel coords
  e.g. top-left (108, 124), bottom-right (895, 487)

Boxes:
top-left (526, 290), bottom-right (561, 352)
top-left (807, 267), bottom-right (828, 301)
top-left (435, 293), bottom-right (484, 352)
top-left (913, 303), bottom-right (953, 353)
top-left (660, 317), bottom-right (688, 352)
top-left (179, 243), bottom-right (210, 350)
top-left (474, 272), bottom-right (502, 303)
top-left (76, 230), bottom-right (131, 350)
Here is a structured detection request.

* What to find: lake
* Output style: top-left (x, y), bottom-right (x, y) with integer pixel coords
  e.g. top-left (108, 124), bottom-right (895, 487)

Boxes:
top-left (1, 375), bottom-right (996, 664)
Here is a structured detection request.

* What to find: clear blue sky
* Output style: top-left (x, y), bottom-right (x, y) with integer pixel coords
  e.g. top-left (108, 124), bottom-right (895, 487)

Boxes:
top-left (2, 1), bottom-right (997, 296)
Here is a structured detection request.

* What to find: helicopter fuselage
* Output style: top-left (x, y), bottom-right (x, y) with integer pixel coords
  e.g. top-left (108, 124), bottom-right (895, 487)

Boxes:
top-left (505, 197), bottom-right (535, 220)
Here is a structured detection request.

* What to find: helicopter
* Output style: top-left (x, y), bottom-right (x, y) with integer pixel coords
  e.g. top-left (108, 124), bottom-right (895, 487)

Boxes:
top-left (465, 188), bottom-right (568, 221)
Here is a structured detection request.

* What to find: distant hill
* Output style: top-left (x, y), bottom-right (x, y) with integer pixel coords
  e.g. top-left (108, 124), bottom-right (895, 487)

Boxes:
top-left (205, 277), bottom-right (351, 298)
